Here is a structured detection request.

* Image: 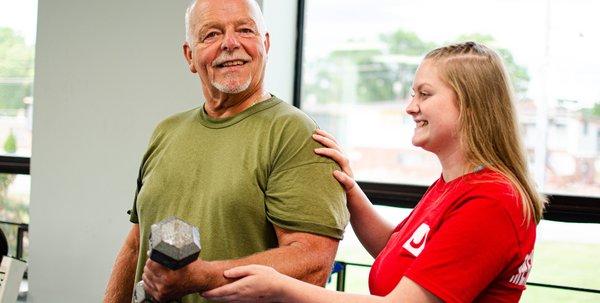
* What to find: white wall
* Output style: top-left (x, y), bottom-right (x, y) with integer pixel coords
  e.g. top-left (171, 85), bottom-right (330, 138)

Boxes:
top-left (29, 0), bottom-right (296, 301)
top-left (263, 0), bottom-right (297, 103)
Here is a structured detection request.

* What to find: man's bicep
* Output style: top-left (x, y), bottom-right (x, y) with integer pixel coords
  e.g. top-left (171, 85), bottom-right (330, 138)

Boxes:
top-left (265, 162), bottom-right (349, 240)
top-left (274, 224), bottom-right (339, 251)
top-left (273, 225), bottom-right (340, 285)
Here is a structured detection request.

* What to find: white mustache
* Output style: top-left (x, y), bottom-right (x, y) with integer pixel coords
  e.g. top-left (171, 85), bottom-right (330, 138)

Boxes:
top-left (212, 52), bottom-right (252, 67)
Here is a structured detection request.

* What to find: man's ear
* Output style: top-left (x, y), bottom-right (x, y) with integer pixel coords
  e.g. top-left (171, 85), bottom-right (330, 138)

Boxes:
top-left (264, 32), bottom-right (270, 54)
top-left (183, 42), bottom-right (197, 73)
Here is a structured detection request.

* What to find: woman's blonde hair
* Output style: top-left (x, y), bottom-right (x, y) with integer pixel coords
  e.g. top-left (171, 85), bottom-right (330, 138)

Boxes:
top-left (425, 42), bottom-right (546, 224)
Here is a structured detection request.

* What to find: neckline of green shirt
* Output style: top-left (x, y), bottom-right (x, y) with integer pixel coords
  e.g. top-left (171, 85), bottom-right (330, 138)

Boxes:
top-left (197, 95), bottom-right (281, 129)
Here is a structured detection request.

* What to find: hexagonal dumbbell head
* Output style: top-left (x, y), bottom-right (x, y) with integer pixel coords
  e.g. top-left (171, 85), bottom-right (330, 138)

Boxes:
top-left (149, 216), bottom-right (201, 270)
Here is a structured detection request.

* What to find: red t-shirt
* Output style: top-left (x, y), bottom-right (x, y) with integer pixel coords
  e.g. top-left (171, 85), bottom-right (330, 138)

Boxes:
top-left (369, 168), bottom-right (536, 302)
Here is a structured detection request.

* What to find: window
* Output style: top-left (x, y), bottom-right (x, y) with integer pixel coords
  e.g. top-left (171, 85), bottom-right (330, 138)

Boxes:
top-left (0, 0), bottom-right (37, 261)
top-left (0, 1), bottom-right (36, 158)
top-left (300, 0), bottom-right (600, 197)
top-left (299, 0), bottom-right (600, 301)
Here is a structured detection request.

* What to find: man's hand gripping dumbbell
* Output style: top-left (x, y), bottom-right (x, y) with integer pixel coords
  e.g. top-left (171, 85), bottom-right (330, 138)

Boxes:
top-left (134, 217), bottom-right (201, 303)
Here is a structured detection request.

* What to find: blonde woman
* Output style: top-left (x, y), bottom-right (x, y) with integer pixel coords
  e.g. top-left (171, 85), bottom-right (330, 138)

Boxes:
top-left (202, 42), bottom-right (546, 303)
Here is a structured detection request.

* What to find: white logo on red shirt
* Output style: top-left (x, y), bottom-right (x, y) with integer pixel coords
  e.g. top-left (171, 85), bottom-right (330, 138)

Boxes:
top-left (402, 223), bottom-right (430, 257)
top-left (509, 251), bottom-right (533, 286)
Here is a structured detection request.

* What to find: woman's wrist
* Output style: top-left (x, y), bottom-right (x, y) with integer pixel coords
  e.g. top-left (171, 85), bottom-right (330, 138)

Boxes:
top-left (275, 274), bottom-right (296, 302)
top-left (346, 183), bottom-right (367, 206)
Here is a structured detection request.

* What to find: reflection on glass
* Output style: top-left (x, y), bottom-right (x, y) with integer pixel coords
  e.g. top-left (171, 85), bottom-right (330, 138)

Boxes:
top-left (301, 0), bottom-right (600, 196)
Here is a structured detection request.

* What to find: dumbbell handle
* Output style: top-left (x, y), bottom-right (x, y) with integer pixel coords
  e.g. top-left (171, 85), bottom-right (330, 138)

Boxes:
top-left (133, 280), bottom-right (182, 303)
top-left (133, 216), bottom-right (200, 303)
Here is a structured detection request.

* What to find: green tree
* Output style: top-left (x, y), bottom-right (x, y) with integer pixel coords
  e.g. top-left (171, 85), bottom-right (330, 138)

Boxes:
top-left (380, 29), bottom-right (437, 56)
top-left (3, 129), bottom-right (17, 154)
top-left (582, 102), bottom-right (600, 118)
top-left (304, 30), bottom-right (435, 104)
top-left (0, 27), bottom-right (35, 111)
top-left (303, 47), bottom-right (396, 104)
top-left (379, 29), bottom-right (436, 100)
top-left (305, 30), bottom-right (529, 105)
top-left (453, 34), bottom-right (530, 96)
top-left (331, 48), bottom-right (396, 102)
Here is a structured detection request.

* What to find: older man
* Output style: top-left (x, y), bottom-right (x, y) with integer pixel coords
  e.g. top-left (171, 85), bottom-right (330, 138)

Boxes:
top-left (103, 0), bottom-right (348, 302)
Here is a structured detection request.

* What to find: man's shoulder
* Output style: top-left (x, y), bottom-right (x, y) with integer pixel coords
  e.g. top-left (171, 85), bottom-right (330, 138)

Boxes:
top-left (264, 97), bottom-right (317, 129)
top-left (155, 107), bottom-right (200, 131)
top-left (145, 107), bottom-right (200, 144)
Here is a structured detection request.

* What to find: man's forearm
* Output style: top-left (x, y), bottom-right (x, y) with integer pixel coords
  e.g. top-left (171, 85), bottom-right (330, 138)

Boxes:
top-left (192, 237), bottom-right (338, 292)
top-left (104, 245), bottom-right (138, 302)
top-left (104, 226), bottom-right (140, 303)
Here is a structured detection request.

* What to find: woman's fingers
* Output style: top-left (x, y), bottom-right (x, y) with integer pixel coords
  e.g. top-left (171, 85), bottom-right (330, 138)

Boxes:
top-left (314, 148), bottom-right (353, 178)
top-left (314, 147), bottom-right (345, 164)
top-left (202, 279), bottom-right (244, 299)
top-left (312, 133), bottom-right (341, 151)
top-left (314, 129), bottom-right (338, 143)
top-left (333, 170), bottom-right (356, 192)
top-left (223, 265), bottom-right (259, 279)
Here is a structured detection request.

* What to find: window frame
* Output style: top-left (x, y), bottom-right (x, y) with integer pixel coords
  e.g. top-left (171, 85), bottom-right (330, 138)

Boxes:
top-left (0, 156), bottom-right (30, 175)
top-left (292, 0), bottom-right (600, 224)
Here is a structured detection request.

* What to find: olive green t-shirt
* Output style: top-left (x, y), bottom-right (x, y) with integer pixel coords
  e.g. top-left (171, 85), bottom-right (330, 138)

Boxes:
top-left (129, 96), bottom-right (349, 302)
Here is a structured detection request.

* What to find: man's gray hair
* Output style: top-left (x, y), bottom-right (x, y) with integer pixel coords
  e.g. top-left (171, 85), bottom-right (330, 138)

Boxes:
top-left (185, 0), bottom-right (196, 45)
top-left (184, 0), bottom-right (267, 46)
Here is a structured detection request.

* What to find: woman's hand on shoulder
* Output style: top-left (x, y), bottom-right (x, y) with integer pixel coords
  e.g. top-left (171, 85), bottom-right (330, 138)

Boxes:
top-left (313, 129), bottom-right (357, 193)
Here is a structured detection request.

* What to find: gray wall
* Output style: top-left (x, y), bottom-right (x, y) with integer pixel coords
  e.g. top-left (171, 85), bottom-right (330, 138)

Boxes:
top-left (29, 0), bottom-right (296, 301)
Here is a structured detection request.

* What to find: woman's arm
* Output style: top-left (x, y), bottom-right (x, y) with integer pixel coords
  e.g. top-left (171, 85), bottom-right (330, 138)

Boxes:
top-left (201, 264), bottom-right (442, 303)
top-left (313, 129), bottom-right (395, 257)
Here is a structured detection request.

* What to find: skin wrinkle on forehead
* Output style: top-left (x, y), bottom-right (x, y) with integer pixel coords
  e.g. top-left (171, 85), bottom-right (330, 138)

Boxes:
top-left (187, 0), bottom-right (267, 44)
top-left (197, 18), bottom-right (259, 41)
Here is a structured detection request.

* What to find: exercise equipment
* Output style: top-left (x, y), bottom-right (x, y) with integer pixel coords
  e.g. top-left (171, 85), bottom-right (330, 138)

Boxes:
top-left (134, 217), bottom-right (201, 303)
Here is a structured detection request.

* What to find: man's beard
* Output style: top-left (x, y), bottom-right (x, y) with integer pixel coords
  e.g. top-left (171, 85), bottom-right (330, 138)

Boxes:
top-left (212, 74), bottom-right (252, 94)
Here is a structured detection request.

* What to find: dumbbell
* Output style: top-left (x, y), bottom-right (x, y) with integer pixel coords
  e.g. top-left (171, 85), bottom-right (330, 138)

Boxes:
top-left (133, 216), bottom-right (201, 303)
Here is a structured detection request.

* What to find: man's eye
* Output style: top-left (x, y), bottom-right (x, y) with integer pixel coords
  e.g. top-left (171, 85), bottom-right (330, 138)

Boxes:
top-left (239, 28), bottom-right (254, 34)
top-left (419, 91), bottom-right (430, 97)
top-left (203, 32), bottom-right (219, 41)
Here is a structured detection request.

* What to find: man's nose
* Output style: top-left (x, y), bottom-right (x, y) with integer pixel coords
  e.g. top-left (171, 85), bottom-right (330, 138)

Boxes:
top-left (221, 31), bottom-right (241, 51)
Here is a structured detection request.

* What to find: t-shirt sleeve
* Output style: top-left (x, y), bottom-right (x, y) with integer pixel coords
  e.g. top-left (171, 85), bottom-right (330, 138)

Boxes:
top-left (264, 117), bottom-right (349, 240)
top-left (404, 198), bottom-right (518, 303)
top-left (128, 163), bottom-right (143, 224)
top-left (128, 122), bottom-right (167, 224)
